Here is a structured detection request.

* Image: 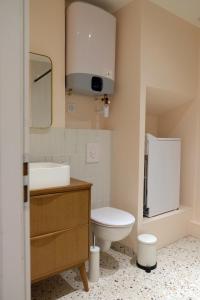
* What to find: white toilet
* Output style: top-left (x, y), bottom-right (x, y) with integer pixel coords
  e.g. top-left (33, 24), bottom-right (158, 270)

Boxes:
top-left (91, 207), bottom-right (135, 252)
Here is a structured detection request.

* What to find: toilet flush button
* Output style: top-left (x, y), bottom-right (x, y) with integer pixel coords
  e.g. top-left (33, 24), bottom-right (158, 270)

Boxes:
top-left (86, 143), bottom-right (99, 163)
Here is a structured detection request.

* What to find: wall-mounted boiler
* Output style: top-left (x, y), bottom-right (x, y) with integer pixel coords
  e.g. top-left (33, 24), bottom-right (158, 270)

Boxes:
top-left (66, 1), bottom-right (116, 96)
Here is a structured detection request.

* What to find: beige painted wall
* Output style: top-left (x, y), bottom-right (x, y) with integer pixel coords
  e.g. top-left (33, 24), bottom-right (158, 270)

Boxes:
top-left (107, 0), bottom-right (200, 250)
top-left (65, 94), bottom-right (107, 129)
top-left (138, 0), bottom-right (200, 245)
top-left (158, 101), bottom-right (198, 208)
top-left (192, 35), bottom-right (200, 223)
top-left (107, 0), bottom-right (142, 249)
top-left (145, 114), bottom-right (159, 136)
top-left (141, 207), bottom-right (192, 249)
top-left (30, 0), bottom-right (65, 128)
top-left (139, 0), bottom-right (197, 220)
top-left (141, 0), bottom-right (199, 99)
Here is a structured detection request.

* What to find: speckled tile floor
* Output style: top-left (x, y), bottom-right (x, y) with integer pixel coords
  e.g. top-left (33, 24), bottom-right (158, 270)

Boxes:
top-left (32, 236), bottom-right (200, 300)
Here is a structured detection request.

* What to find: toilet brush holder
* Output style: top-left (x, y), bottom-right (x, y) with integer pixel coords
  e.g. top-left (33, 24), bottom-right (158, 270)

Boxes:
top-left (89, 245), bottom-right (100, 282)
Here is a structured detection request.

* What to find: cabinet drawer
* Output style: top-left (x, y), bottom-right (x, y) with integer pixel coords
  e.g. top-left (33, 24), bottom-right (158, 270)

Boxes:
top-left (30, 190), bottom-right (89, 237)
top-left (31, 224), bottom-right (89, 282)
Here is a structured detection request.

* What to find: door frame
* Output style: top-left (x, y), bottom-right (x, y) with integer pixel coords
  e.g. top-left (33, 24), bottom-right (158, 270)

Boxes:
top-left (0, 0), bottom-right (30, 299)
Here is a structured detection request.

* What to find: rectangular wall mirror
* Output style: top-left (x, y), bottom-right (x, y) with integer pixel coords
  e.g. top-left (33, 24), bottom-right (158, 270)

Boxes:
top-left (30, 53), bottom-right (52, 128)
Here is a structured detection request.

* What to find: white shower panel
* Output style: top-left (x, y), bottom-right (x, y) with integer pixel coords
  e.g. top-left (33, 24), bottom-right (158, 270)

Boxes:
top-left (145, 134), bottom-right (181, 217)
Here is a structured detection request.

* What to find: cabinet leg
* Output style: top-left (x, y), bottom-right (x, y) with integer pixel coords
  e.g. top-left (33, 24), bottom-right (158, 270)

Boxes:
top-left (79, 263), bottom-right (89, 292)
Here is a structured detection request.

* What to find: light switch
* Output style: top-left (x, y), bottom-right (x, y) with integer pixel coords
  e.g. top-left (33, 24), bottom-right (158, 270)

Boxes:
top-left (86, 143), bottom-right (99, 163)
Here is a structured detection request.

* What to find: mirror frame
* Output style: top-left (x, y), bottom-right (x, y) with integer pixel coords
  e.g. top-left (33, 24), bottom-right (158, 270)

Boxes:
top-left (30, 52), bottom-right (53, 129)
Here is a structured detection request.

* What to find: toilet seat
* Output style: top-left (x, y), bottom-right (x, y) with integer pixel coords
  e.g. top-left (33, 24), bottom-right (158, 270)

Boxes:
top-left (91, 207), bottom-right (135, 228)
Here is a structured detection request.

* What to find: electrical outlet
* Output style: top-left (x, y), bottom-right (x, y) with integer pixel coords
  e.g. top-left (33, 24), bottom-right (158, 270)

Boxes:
top-left (86, 143), bottom-right (99, 163)
top-left (67, 102), bottom-right (76, 113)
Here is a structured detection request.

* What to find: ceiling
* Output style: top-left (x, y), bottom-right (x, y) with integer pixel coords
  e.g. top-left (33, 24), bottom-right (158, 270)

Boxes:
top-left (146, 87), bottom-right (192, 116)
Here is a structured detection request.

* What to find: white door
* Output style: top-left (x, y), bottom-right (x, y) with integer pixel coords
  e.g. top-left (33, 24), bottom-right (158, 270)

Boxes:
top-left (0, 0), bottom-right (30, 299)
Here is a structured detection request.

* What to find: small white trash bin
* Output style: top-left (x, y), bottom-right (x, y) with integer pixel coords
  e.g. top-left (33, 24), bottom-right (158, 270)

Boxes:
top-left (137, 234), bottom-right (157, 273)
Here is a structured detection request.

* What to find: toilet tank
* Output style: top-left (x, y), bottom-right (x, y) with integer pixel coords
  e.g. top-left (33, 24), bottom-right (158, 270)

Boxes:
top-left (66, 1), bottom-right (116, 96)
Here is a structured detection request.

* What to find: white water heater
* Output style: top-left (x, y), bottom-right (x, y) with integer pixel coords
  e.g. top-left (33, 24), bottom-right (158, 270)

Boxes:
top-left (66, 2), bottom-right (116, 96)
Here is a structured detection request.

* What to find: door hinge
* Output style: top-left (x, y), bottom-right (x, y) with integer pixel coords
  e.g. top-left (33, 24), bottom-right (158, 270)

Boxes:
top-left (23, 162), bottom-right (29, 203)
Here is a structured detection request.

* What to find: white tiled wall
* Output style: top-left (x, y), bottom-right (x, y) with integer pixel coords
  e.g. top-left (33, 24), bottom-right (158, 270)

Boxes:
top-left (30, 128), bottom-right (111, 208)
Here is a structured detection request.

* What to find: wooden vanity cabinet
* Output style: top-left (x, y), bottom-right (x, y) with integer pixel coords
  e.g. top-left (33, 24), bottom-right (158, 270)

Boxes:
top-left (30, 178), bottom-right (92, 291)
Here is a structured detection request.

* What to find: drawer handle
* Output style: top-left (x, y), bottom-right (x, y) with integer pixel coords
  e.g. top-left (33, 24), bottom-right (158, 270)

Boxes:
top-left (31, 229), bottom-right (67, 241)
top-left (31, 193), bottom-right (64, 200)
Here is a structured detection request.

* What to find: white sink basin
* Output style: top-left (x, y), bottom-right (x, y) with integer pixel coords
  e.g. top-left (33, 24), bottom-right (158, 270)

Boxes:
top-left (29, 162), bottom-right (70, 190)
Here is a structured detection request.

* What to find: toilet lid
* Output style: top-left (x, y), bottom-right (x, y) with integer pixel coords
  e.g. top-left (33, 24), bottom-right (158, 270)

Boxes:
top-left (91, 207), bottom-right (135, 227)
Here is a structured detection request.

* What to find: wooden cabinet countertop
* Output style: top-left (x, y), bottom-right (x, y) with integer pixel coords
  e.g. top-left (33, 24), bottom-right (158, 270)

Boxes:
top-left (30, 178), bottom-right (92, 197)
